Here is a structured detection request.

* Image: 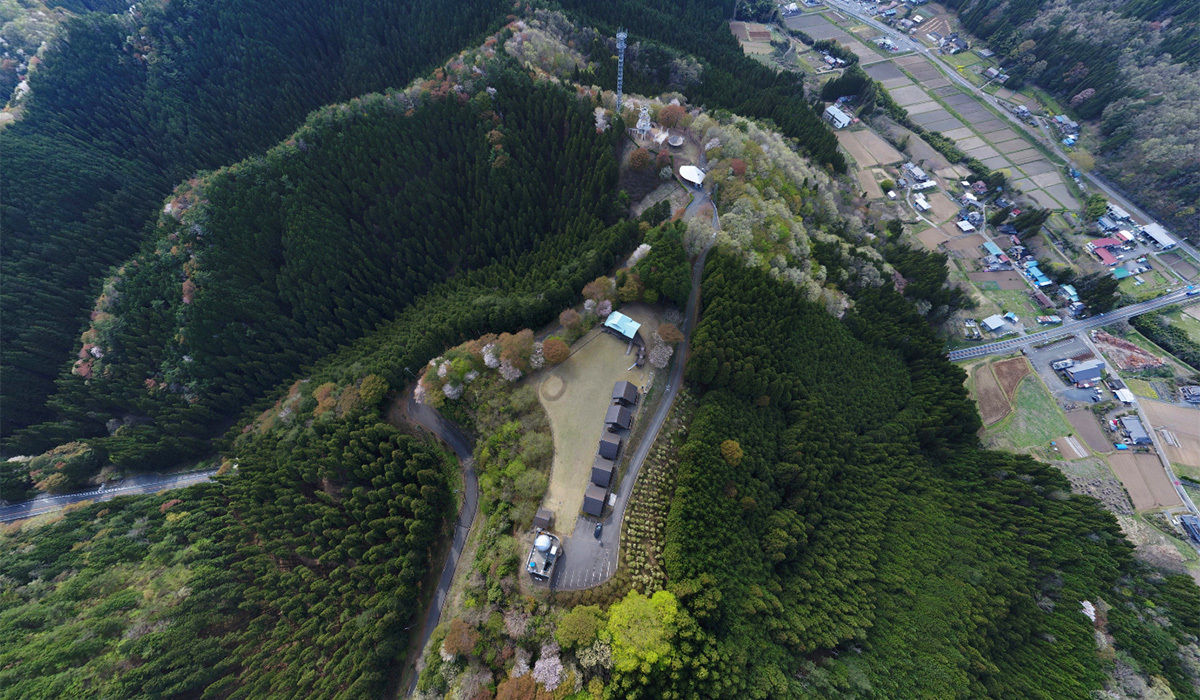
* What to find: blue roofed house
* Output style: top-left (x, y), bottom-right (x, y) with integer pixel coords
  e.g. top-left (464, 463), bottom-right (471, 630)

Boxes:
top-left (1061, 284), bottom-right (1079, 303)
top-left (603, 311), bottom-right (642, 341)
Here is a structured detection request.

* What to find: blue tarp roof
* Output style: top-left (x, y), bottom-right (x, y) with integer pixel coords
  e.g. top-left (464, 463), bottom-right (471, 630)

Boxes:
top-left (604, 312), bottom-right (641, 339)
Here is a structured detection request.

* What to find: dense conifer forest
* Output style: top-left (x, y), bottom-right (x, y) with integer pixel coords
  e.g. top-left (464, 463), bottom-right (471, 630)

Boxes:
top-left (0, 421), bottom-right (453, 699)
top-left (639, 252), bottom-right (1199, 699)
top-left (10, 62), bottom-right (623, 470)
top-left (1, 0), bottom-right (509, 439)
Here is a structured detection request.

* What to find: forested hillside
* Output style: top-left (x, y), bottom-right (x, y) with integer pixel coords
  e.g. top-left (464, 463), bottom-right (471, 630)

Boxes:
top-left (3, 0), bottom-right (847, 453)
top-left (0, 0), bottom-right (508, 439)
top-left (0, 420), bottom-right (454, 699)
top-left (939, 0), bottom-right (1199, 237)
top-left (10, 60), bottom-right (621, 472)
top-left (622, 252), bottom-right (1200, 699)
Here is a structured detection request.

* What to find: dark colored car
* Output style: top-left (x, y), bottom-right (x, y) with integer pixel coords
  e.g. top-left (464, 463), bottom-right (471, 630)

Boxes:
top-left (594, 522), bottom-right (603, 539)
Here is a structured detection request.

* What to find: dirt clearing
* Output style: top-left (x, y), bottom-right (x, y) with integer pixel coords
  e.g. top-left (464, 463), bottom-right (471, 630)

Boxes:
top-left (1108, 452), bottom-right (1182, 510)
top-left (972, 362), bottom-right (1010, 425)
top-left (993, 357), bottom-right (1031, 401)
top-left (918, 227), bottom-right (949, 251)
top-left (1140, 400), bottom-right (1200, 476)
top-left (858, 169), bottom-right (884, 198)
top-left (1067, 410), bottom-right (1113, 454)
top-left (1093, 330), bottom-right (1165, 371)
top-left (537, 306), bottom-right (658, 524)
top-left (967, 271), bottom-right (1027, 290)
top-left (1054, 434), bottom-right (1088, 460)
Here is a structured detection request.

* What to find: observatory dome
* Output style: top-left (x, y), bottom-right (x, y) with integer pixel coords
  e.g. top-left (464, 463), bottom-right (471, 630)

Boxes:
top-left (535, 534), bottom-right (552, 552)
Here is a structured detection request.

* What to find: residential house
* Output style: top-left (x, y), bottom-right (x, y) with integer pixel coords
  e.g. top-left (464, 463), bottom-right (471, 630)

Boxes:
top-left (824, 105), bottom-right (853, 129)
top-left (612, 381), bottom-right (639, 407)
top-left (1120, 416), bottom-right (1151, 445)
top-left (604, 405), bottom-right (633, 432)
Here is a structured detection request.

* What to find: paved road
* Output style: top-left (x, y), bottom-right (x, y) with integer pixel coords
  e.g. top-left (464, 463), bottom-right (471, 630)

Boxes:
top-left (553, 186), bottom-right (718, 590)
top-left (403, 396), bottom-right (478, 697)
top-left (0, 469), bottom-right (218, 523)
top-left (947, 289), bottom-right (1199, 361)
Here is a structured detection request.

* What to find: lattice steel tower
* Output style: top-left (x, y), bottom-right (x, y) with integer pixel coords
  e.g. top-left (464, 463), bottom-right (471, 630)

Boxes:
top-left (615, 29), bottom-right (628, 116)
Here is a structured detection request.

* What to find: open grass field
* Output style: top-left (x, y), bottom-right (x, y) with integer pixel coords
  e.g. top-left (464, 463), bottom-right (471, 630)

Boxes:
top-left (1140, 400), bottom-right (1200, 479)
top-left (971, 362), bottom-right (1010, 425)
top-left (537, 307), bottom-right (658, 524)
top-left (1125, 377), bottom-right (1160, 400)
top-left (993, 357), bottom-right (1031, 401)
top-left (984, 375), bottom-right (1073, 451)
top-left (1119, 269), bottom-right (1173, 301)
top-left (1163, 305), bottom-right (1200, 345)
top-left (1066, 410), bottom-right (1113, 454)
top-left (1107, 452), bottom-right (1182, 511)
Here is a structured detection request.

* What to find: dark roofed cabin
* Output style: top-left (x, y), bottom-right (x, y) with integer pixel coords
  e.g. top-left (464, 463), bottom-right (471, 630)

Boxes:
top-left (598, 434), bottom-right (621, 460)
top-left (582, 484), bottom-right (607, 516)
top-left (612, 381), bottom-right (639, 407)
top-left (605, 405), bottom-right (633, 432)
top-left (532, 508), bottom-right (554, 530)
top-left (591, 456), bottom-right (615, 487)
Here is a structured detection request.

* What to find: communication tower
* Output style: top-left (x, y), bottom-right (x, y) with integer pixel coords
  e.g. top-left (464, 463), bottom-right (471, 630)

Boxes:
top-left (615, 29), bottom-right (628, 116)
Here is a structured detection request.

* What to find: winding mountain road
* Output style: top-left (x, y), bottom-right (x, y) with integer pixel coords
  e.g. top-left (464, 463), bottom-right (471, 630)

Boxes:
top-left (0, 470), bottom-right (217, 523)
top-left (402, 396), bottom-right (478, 697)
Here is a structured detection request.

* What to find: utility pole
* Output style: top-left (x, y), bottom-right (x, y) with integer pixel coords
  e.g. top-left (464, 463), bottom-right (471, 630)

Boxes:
top-left (615, 29), bottom-right (627, 117)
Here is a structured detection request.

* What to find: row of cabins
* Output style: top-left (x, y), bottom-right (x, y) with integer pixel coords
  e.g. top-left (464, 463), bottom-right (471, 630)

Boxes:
top-left (582, 381), bottom-right (640, 517)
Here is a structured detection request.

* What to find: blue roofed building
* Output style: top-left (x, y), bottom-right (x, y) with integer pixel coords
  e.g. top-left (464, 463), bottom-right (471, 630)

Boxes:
top-left (1181, 515), bottom-right (1200, 544)
top-left (982, 241), bottom-right (1003, 256)
top-left (603, 311), bottom-right (642, 341)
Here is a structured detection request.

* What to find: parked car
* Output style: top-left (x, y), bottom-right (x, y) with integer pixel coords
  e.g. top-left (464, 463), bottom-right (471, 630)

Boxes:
top-left (594, 522), bottom-right (603, 539)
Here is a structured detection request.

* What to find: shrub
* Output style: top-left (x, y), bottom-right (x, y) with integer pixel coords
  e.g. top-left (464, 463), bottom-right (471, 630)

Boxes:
top-left (543, 338), bottom-right (569, 365)
top-left (559, 308), bottom-right (581, 330)
top-left (658, 104), bottom-right (686, 127)
top-left (629, 148), bottom-right (652, 171)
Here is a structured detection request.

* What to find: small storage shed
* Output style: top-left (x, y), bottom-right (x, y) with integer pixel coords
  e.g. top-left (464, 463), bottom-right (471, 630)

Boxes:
top-left (598, 434), bottom-right (622, 460)
top-left (591, 456), bottom-right (615, 487)
top-left (613, 381), bottom-right (639, 407)
top-left (582, 484), bottom-right (608, 516)
top-left (605, 405), bottom-right (633, 432)
top-left (532, 508), bottom-right (554, 530)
